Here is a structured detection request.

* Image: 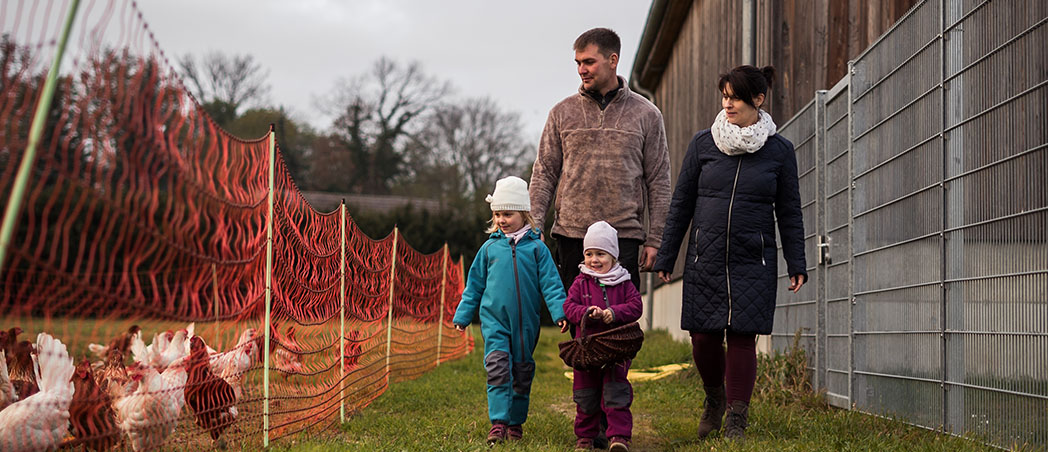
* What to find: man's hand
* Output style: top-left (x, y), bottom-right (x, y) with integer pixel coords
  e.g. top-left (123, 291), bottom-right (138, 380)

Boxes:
top-left (658, 271), bottom-right (672, 283)
top-left (558, 320), bottom-right (569, 333)
top-left (454, 324), bottom-right (466, 332)
top-left (639, 246), bottom-right (658, 271)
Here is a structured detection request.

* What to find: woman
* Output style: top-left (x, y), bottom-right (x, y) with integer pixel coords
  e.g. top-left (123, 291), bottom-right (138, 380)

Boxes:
top-left (653, 65), bottom-right (806, 440)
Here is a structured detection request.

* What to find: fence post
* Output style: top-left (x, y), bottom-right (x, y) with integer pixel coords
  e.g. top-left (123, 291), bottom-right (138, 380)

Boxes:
top-left (385, 227), bottom-right (399, 383)
top-left (0, 0), bottom-right (81, 274)
top-left (436, 244), bottom-right (448, 366)
top-left (339, 200), bottom-right (347, 423)
top-left (212, 263), bottom-right (220, 349)
top-left (263, 125), bottom-right (275, 448)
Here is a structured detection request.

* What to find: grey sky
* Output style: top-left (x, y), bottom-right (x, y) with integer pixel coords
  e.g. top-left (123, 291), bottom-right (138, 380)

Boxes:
top-left (135, 0), bottom-right (653, 142)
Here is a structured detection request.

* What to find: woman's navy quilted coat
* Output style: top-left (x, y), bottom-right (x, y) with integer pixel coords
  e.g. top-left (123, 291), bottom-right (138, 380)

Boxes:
top-left (653, 130), bottom-right (807, 334)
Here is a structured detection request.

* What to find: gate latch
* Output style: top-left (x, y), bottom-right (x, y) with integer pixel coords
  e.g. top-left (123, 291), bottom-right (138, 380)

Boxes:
top-left (817, 235), bottom-right (831, 265)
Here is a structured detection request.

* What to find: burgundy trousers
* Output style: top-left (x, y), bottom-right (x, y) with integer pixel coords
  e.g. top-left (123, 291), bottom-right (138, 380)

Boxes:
top-left (690, 331), bottom-right (758, 404)
top-left (572, 360), bottom-right (633, 439)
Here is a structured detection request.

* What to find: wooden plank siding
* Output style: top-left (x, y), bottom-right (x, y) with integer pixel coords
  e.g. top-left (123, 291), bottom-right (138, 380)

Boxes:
top-left (632, 0), bottom-right (919, 277)
top-left (639, 0), bottom-right (919, 165)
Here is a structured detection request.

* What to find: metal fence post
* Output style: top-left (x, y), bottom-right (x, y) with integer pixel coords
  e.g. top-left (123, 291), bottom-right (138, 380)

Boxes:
top-left (941, 0), bottom-right (966, 434)
top-left (263, 125), bottom-right (275, 448)
top-left (815, 89), bottom-right (828, 393)
top-left (0, 0), bottom-right (81, 274)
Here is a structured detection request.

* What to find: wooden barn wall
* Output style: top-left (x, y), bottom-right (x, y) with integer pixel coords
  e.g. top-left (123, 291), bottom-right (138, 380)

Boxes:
top-left (646, 0), bottom-right (918, 278)
top-left (652, 0), bottom-right (919, 167)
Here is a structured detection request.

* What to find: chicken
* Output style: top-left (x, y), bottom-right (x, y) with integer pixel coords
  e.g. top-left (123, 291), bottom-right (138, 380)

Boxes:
top-left (68, 358), bottom-right (119, 451)
top-left (2, 327), bottom-right (22, 375)
top-left (8, 340), bottom-right (38, 399)
top-left (183, 322), bottom-right (217, 356)
top-left (97, 349), bottom-right (131, 400)
top-left (87, 325), bottom-right (141, 360)
top-left (2, 327), bottom-right (21, 359)
top-left (343, 330), bottom-right (363, 374)
top-left (0, 349), bottom-right (16, 411)
top-left (270, 323), bottom-right (304, 380)
top-left (0, 333), bottom-right (75, 452)
top-left (185, 336), bottom-right (237, 444)
top-left (131, 329), bottom-right (187, 372)
top-left (113, 358), bottom-right (185, 452)
top-left (208, 328), bottom-right (258, 401)
top-left (130, 330), bottom-right (172, 369)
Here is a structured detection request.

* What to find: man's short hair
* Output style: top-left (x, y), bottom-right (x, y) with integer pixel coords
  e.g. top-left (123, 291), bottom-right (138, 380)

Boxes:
top-left (573, 28), bottom-right (621, 57)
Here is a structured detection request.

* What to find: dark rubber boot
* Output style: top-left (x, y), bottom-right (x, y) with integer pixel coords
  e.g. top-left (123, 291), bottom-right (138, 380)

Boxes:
top-left (696, 385), bottom-right (726, 439)
top-left (723, 400), bottom-right (750, 440)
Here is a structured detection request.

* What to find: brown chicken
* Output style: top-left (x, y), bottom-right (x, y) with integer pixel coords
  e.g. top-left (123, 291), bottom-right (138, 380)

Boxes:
top-left (88, 325), bottom-right (141, 360)
top-left (268, 323), bottom-right (304, 381)
top-left (2, 327), bottom-right (22, 367)
top-left (8, 340), bottom-right (37, 398)
top-left (97, 349), bottom-right (131, 399)
top-left (185, 336), bottom-right (237, 444)
top-left (68, 358), bottom-right (119, 451)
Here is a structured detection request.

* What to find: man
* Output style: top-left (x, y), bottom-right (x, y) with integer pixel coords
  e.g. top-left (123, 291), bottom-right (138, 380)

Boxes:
top-left (530, 27), bottom-right (671, 292)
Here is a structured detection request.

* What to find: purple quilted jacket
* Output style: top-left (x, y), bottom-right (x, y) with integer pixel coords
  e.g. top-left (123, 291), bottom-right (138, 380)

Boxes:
top-left (563, 273), bottom-right (643, 338)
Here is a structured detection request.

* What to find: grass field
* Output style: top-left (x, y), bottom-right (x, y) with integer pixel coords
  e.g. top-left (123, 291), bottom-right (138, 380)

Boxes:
top-left (268, 326), bottom-right (1010, 452)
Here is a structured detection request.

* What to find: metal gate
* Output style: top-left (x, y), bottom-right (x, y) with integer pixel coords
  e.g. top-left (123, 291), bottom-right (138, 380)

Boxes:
top-left (773, 0), bottom-right (1047, 448)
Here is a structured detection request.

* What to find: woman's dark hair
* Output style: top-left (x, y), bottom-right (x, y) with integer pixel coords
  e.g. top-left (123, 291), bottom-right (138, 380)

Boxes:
top-left (718, 65), bottom-right (775, 109)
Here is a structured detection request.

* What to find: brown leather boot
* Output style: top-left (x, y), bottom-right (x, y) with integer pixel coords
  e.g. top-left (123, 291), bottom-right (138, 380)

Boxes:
top-left (696, 385), bottom-right (726, 439)
top-left (723, 400), bottom-right (749, 439)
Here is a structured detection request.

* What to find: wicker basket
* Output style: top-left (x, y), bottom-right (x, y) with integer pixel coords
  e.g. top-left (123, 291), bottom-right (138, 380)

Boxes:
top-left (558, 313), bottom-right (644, 371)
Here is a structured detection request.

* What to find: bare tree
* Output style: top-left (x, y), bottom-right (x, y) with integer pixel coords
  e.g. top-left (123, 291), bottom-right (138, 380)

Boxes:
top-left (412, 97), bottom-right (532, 201)
top-left (178, 51), bottom-right (270, 120)
top-left (321, 57), bottom-right (452, 194)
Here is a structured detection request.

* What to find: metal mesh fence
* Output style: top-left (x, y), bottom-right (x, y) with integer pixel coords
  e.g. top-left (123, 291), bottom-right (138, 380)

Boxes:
top-left (773, 0), bottom-right (1047, 448)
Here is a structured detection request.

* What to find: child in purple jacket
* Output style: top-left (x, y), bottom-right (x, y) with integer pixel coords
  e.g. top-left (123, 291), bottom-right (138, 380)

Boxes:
top-left (563, 221), bottom-right (643, 452)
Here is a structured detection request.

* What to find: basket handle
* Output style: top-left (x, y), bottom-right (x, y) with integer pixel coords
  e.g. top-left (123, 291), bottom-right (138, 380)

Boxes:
top-left (578, 307), bottom-right (597, 340)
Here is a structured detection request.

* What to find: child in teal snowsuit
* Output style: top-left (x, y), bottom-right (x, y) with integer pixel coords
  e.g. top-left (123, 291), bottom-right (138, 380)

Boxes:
top-left (454, 176), bottom-right (568, 446)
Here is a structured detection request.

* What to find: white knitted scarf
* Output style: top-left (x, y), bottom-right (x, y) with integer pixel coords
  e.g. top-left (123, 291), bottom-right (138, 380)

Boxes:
top-left (711, 109), bottom-right (777, 156)
top-left (578, 263), bottom-right (632, 286)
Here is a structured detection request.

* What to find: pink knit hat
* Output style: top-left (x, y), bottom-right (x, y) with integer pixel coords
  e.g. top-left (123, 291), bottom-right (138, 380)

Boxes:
top-left (583, 221), bottom-right (619, 259)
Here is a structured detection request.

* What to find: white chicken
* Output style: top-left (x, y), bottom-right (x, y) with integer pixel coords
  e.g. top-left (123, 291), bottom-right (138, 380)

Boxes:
top-left (0, 333), bottom-right (75, 452)
top-left (130, 331), bottom-right (170, 369)
top-left (0, 349), bottom-right (17, 411)
top-left (156, 329), bottom-right (188, 370)
top-left (131, 329), bottom-right (187, 372)
top-left (183, 322), bottom-right (216, 355)
top-left (208, 328), bottom-right (258, 401)
top-left (113, 356), bottom-right (187, 451)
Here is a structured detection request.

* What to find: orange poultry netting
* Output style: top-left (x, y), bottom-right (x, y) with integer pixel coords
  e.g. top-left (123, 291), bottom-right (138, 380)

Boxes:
top-left (0, 1), bottom-right (473, 450)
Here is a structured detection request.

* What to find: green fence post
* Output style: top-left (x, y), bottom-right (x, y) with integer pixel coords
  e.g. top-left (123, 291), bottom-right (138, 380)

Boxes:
top-left (0, 0), bottom-right (82, 273)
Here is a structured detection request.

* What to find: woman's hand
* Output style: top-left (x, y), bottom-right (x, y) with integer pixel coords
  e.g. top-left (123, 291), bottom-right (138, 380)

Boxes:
top-left (601, 309), bottom-right (615, 324)
top-left (454, 324), bottom-right (466, 332)
top-left (788, 274), bottom-right (805, 293)
top-left (658, 271), bottom-right (672, 283)
top-left (558, 320), bottom-right (569, 333)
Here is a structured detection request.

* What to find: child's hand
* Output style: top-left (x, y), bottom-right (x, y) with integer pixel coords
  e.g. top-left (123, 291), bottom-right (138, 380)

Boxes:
top-left (587, 307), bottom-right (604, 319)
top-left (601, 308), bottom-right (615, 324)
top-left (558, 320), bottom-right (569, 333)
top-left (454, 324), bottom-right (466, 332)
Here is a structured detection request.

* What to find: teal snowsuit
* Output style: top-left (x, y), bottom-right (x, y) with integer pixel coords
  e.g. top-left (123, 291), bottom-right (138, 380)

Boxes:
top-left (453, 228), bottom-right (567, 426)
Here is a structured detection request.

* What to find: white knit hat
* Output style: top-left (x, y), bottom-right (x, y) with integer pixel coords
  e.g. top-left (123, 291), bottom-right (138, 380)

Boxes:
top-left (485, 176), bottom-right (531, 211)
top-left (583, 221), bottom-right (619, 259)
